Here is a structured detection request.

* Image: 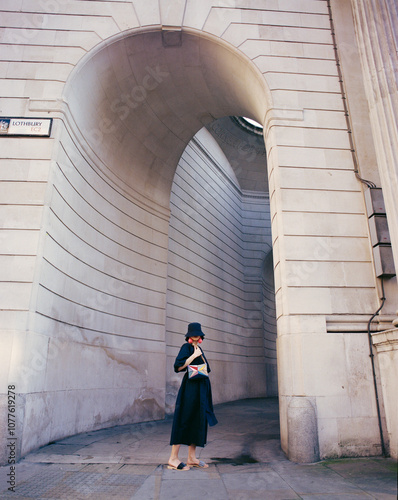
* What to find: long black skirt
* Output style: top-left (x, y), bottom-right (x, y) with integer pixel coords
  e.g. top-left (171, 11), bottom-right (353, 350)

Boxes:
top-left (170, 373), bottom-right (217, 447)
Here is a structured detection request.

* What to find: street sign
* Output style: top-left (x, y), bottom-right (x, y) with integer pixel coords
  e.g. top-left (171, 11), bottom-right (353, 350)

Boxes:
top-left (0, 117), bottom-right (53, 137)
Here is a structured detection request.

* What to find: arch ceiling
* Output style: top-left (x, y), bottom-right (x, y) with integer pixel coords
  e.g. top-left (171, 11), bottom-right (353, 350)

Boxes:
top-left (65, 29), bottom-right (270, 208)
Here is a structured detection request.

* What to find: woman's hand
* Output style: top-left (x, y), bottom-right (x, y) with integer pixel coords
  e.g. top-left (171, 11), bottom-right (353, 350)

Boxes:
top-left (179, 344), bottom-right (202, 371)
top-left (187, 344), bottom-right (201, 364)
top-left (192, 344), bottom-right (201, 360)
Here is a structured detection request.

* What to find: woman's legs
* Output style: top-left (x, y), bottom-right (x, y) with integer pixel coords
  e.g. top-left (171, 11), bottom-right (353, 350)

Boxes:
top-left (168, 444), bottom-right (208, 468)
top-left (168, 445), bottom-right (189, 470)
top-left (187, 444), bottom-right (209, 468)
top-left (187, 444), bottom-right (197, 464)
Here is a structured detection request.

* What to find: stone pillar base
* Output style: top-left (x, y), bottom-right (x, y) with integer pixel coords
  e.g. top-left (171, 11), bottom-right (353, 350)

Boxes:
top-left (372, 328), bottom-right (398, 460)
top-left (287, 397), bottom-right (320, 463)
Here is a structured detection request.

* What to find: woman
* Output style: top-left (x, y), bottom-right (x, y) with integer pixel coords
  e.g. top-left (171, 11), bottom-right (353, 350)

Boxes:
top-left (168, 322), bottom-right (218, 471)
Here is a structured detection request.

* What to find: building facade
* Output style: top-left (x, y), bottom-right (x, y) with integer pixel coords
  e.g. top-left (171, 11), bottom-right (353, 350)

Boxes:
top-left (0, 0), bottom-right (397, 464)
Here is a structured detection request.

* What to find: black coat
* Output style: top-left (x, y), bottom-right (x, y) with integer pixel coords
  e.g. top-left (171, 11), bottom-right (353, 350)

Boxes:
top-left (170, 343), bottom-right (218, 447)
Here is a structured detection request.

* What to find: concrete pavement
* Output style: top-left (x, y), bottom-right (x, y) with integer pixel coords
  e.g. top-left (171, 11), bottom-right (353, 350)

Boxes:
top-left (0, 398), bottom-right (396, 499)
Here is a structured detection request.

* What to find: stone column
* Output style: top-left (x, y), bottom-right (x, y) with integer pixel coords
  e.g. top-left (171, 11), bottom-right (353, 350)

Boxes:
top-left (371, 327), bottom-right (398, 459)
top-left (351, 0), bottom-right (398, 459)
top-left (350, 0), bottom-right (398, 275)
top-left (265, 100), bottom-right (383, 461)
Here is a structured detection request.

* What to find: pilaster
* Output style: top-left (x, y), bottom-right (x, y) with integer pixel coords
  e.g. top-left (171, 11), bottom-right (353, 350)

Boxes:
top-left (371, 327), bottom-right (398, 459)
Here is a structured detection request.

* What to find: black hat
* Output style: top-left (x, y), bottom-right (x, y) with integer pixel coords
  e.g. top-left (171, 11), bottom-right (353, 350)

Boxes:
top-left (185, 322), bottom-right (205, 339)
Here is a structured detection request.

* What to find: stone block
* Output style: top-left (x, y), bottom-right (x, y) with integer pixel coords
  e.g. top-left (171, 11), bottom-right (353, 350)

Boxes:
top-left (0, 138), bottom-right (54, 160)
top-left (260, 23), bottom-right (331, 43)
top-left (7, 61), bottom-right (71, 82)
top-left (19, 392), bottom-right (53, 457)
top-left (284, 333), bottom-right (348, 396)
top-left (25, 45), bottom-right (86, 65)
top-left (132, 0), bottom-right (161, 26)
top-left (281, 189), bottom-right (364, 214)
top-left (285, 261), bottom-right (375, 287)
top-left (256, 54), bottom-right (337, 76)
top-left (0, 181), bottom-right (46, 205)
top-left (330, 288), bottom-right (377, 315)
top-left (279, 167), bottom-right (359, 191)
top-left (272, 89), bottom-right (343, 111)
top-left (0, 311), bottom-right (28, 331)
top-left (285, 287), bottom-right (332, 315)
top-left (0, 256), bottom-right (36, 282)
top-left (260, 38), bottom-right (333, 59)
top-left (211, 359), bottom-right (249, 404)
top-left (223, 23), bottom-right (261, 46)
top-left (267, 10), bottom-right (328, 28)
top-left (54, 30), bottom-right (101, 52)
top-left (10, 331), bottom-right (49, 393)
top-left (0, 96), bottom-right (27, 115)
top-left (0, 283), bottom-right (32, 310)
top-left (0, 1), bottom-right (24, 11)
top-left (24, 79), bottom-right (65, 100)
top-left (0, 205), bottom-right (43, 229)
top-left (317, 417), bottom-right (340, 458)
top-left (246, 362), bottom-right (267, 398)
top-left (159, 0), bottom-right (186, 26)
top-left (0, 78), bottom-right (25, 96)
top-left (344, 333), bottom-right (378, 417)
top-left (203, 9), bottom-right (242, 38)
top-left (275, 126), bottom-right (350, 149)
top-left (303, 109), bottom-right (347, 129)
top-left (283, 236), bottom-right (371, 262)
top-left (337, 417), bottom-right (381, 456)
top-left (47, 389), bottom-right (79, 441)
top-left (3, 26), bottom-right (56, 46)
top-left (266, 73), bottom-right (340, 93)
top-left (107, 3), bottom-right (139, 31)
top-left (277, 315), bottom-right (327, 337)
top-left (276, 145), bottom-right (352, 169)
top-left (283, 212), bottom-right (368, 237)
top-left (316, 395), bottom-right (352, 419)
top-left (0, 159), bottom-right (50, 181)
top-left (240, 39), bottom-right (272, 60)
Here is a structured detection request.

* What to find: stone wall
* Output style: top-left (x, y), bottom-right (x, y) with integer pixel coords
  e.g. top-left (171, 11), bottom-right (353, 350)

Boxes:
top-left (166, 128), bottom-right (274, 411)
top-left (3, 111), bottom-right (170, 459)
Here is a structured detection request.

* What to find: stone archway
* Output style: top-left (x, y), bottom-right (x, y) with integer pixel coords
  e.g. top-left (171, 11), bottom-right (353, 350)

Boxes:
top-left (22, 28), bottom-right (275, 459)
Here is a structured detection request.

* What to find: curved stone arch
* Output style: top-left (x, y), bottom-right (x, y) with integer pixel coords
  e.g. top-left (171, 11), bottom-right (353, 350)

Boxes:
top-left (28, 26), bottom-right (276, 457)
top-left (61, 27), bottom-right (273, 210)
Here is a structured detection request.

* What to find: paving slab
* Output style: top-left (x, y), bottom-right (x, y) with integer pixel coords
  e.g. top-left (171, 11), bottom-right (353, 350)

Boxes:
top-left (0, 398), bottom-right (396, 500)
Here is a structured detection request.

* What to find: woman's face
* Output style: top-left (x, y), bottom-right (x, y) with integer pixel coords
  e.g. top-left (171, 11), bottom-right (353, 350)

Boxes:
top-left (190, 336), bottom-right (201, 343)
